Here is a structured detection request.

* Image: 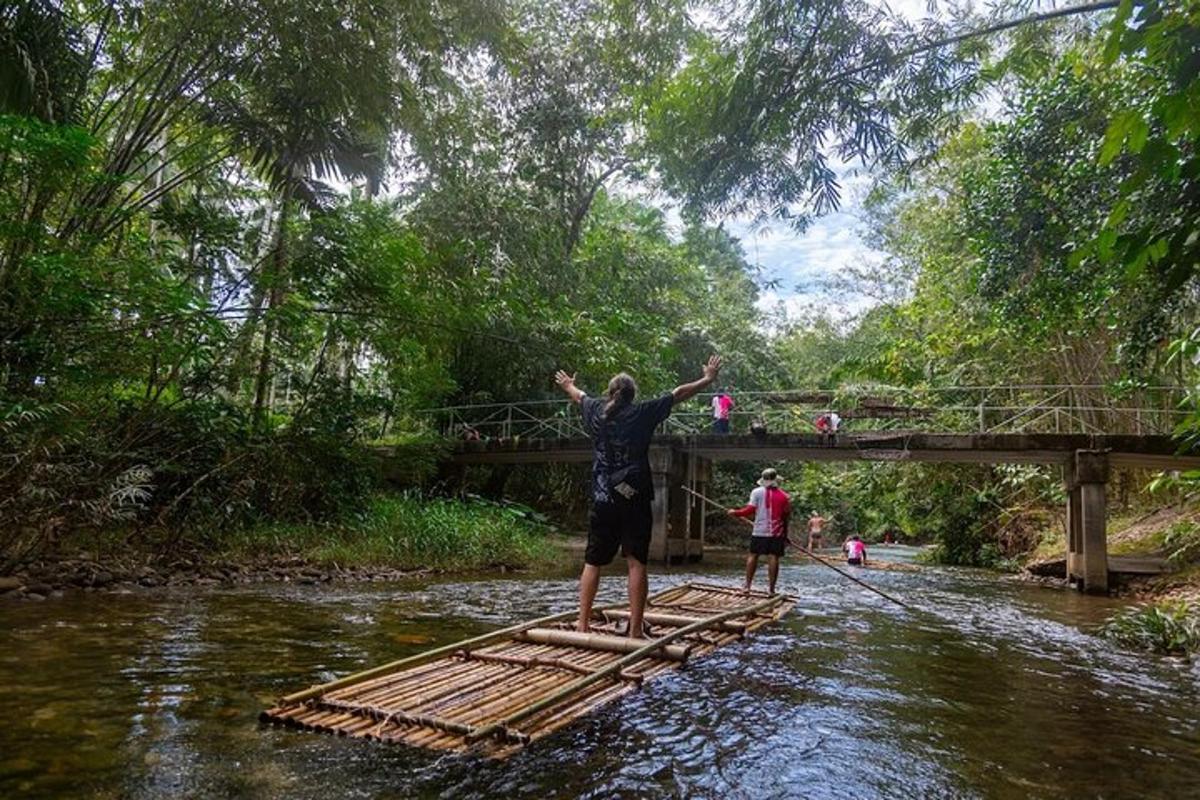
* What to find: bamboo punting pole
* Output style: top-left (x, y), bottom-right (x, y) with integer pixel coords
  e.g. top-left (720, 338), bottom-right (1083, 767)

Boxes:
top-left (517, 628), bottom-right (691, 661)
top-left (465, 594), bottom-right (785, 745)
top-left (681, 485), bottom-right (913, 611)
top-left (280, 598), bottom-right (633, 705)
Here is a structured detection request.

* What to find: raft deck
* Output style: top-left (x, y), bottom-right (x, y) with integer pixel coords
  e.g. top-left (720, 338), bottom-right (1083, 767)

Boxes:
top-left (261, 582), bottom-right (794, 757)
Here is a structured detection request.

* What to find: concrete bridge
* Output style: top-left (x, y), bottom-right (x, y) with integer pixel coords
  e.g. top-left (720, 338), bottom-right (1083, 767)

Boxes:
top-left (405, 385), bottom-right (1198, 594)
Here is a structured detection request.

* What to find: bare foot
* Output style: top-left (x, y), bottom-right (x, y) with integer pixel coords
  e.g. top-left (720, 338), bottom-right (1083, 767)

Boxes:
top-left (576, 622), bottom-right (590, 634)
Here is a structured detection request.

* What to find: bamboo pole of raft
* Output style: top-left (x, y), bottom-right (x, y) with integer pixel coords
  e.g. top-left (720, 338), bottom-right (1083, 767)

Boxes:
top-left (681, 485), bottom-right (913, 611)
top-left (280, 599), bottom-right (632, 705)
top-left (517, 628), bottom-right (691, 661)
top-left (465, 594), bottom-right (785, 744)
top-left (602, 609), bottom-right (748, 634)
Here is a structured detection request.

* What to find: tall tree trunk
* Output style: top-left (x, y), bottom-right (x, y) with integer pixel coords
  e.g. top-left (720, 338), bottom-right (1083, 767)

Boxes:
top-left (252, 199), bottom-right (291, 424)
top-left (225, 198), bottom-right (278, 395)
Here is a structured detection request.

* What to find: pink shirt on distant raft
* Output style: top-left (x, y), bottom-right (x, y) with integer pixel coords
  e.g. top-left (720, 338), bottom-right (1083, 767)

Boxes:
top-left (845, 539), bottom-right (866, 559)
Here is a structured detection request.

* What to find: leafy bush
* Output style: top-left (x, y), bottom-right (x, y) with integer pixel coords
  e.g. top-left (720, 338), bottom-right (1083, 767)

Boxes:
top-left (1100, 601), bottom-right (1200, 657)
top-left (0, 398), bottom-right (380, 568)
top-left (1163, 521), bottom-right (1200, 567)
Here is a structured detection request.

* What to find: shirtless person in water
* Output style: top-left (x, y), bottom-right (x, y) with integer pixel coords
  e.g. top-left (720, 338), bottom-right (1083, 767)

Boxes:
top-left (807, 511), bottom-right (826, 551)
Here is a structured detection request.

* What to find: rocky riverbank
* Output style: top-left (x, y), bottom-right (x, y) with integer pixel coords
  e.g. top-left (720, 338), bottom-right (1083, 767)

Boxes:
top-left (1020, 503), bottom-right (1200, 600)
top-left (0, 554), bottom-right (444, 602)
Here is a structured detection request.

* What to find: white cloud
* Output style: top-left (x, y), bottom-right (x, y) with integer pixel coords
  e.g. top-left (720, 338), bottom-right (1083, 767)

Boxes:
top-left (726, 157), bottom-right (888, 323)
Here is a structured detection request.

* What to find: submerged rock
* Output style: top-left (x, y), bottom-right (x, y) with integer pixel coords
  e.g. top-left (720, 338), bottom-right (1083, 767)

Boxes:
top-left (1026, 558), bottom-right (1066, 578)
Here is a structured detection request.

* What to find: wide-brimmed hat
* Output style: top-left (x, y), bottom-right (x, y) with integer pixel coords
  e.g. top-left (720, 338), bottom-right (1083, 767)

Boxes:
top-left (757, 468), bottom-right (780, 487)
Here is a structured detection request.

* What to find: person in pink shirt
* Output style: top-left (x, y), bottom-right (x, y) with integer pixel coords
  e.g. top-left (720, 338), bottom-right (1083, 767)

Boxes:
top-left (729, 468), bottom-right (791, 594)
top-left (843, 534), bottom-right (868, 566)
top-left (711, 389), bottom-right (734, 433)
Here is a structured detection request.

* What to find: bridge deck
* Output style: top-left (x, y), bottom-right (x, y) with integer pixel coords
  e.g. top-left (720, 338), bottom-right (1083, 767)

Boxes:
top-left (430, 432), bottom-right (1200, 469)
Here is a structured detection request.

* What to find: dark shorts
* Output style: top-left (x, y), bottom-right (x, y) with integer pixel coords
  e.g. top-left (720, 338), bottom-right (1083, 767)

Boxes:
top-left (847, 557), bottom-right (862, 566)
top-left (586, 498), bottom-right (653, 566)
top-left (713, 418), bottom-right (730, 434)
top-left (748, 535), bottom-right (786, 557)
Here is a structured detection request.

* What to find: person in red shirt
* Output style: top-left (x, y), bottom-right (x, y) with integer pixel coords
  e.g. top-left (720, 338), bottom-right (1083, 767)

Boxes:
top-left (729, 468), bottom-right (791, 595)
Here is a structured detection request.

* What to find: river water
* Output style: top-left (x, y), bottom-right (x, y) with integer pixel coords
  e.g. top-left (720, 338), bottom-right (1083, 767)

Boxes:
top-left (2, 547), bottom-right (1198, 799)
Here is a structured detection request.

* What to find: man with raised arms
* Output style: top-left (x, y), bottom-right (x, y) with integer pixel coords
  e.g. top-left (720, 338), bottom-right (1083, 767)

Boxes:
top-left (555, 355), bottom-right (723, 639)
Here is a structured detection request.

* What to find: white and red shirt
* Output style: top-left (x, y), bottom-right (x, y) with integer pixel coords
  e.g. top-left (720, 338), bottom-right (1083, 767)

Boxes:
top-left (712, 394), bottom-right (734, 420)
top-left (731, 486), bottom-right (791, 537)
top-left (845, 539), bottom-right (867, 560)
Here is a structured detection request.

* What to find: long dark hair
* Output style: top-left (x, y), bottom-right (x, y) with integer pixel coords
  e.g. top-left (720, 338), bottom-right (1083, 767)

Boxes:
top-left (603, 372), bottom-right (637, 418)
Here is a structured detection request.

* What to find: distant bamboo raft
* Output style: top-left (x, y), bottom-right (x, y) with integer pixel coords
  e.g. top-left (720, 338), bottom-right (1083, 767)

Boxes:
top-left (261, 582), bottom-right (794, 758)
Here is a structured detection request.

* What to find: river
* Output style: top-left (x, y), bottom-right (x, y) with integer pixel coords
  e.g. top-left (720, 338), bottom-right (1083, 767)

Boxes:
top-left (2, 547), bottom-right (1198, 799)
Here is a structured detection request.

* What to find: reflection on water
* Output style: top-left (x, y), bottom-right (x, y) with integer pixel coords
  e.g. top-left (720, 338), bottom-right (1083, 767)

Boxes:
top-left (2, 551), bottom-right (1198, 799)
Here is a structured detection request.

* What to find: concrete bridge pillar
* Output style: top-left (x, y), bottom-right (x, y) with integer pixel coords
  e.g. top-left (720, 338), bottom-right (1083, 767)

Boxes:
top-left (649, 446), bottom-right (674, 564)
top-left (649, 446), bottom-right (709, 565)
top-left (1065, 450), bottom-right (1109, 594)
top-left (685, 454), bottom-right (711, 563)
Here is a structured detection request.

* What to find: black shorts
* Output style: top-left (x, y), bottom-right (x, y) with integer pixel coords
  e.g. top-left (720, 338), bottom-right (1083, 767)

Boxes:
top-left (748, 535), bottom-right (786, 556)
top-left (847, 557), bottom-right (862, 566)
top-left (713, 418), bottom-right (730, 433)
top-left (586, 498), bottom-right (653, 566)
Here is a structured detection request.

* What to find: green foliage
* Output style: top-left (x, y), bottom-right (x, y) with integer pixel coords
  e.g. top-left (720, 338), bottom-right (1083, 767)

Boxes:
top-left (2, 0), bottom-right (1197, 572)
top-left (0, 397), bottom-right (378, 539)
top-left (220, 494), bottom-right (555, 570)
top-left (1101, 600), bottom-right (1200, 657)
top-left (1088, 0), bottom-right (1200, 332)
top-left (712, 459), bottom-right (1042, 567)
top-left (0, 1), bottom-right (774, 565)
top-left (645, 0), bottom-right (983, 222)
top-left (1164, 520), bottom-right (1200, 566)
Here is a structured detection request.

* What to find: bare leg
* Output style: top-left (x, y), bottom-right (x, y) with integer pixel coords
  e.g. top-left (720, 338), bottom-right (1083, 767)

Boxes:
top-left (768, 555), bottom-right (780, 595)
top-left (744, 553), bottom-right (759, 592)
top-left (578, 563), bottom-right (600, 633)
top-left (626, 556), bottom-right (648, 638)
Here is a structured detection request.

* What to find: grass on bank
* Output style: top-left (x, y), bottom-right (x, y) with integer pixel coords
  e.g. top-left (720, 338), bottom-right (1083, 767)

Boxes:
top-left (215, 494), bottom-right (557, 571)
top-left (1100, 600), bottom-right (1200, 658)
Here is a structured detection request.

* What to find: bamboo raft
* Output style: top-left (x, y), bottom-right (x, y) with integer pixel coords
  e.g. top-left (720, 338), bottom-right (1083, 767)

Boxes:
top-left (261, 582), bottom-right (794, 757)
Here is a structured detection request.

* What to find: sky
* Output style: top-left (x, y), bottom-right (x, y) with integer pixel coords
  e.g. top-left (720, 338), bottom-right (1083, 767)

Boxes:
top-left (725, 161), bottom-right (886, 323)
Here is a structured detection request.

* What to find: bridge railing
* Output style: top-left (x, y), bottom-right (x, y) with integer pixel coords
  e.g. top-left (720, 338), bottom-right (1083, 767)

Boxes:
top-left (419, 385), bottom-right (1192, 441)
